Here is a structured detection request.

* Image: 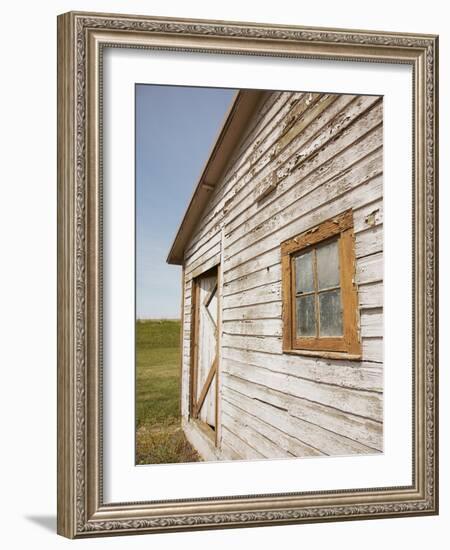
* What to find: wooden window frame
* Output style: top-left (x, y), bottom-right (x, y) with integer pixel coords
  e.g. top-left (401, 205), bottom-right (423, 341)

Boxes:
top-left (281, 210), bottom-right (362, 359)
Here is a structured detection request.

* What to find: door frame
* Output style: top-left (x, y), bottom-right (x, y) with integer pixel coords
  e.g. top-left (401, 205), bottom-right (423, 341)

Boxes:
top-left (189, 262), bottom-right (221, 446)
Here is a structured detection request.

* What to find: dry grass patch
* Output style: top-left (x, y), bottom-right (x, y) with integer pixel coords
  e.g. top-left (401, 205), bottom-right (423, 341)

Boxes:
top-left (136, 320), bottom-right (200, 464)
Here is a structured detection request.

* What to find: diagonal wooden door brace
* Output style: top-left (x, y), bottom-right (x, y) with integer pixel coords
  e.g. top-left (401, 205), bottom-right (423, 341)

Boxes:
top-left (195, 357), bottom-right (217, 416)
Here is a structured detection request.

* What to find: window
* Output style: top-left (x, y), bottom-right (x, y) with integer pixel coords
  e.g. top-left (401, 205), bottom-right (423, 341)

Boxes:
top-left (281, 210), bottom-right (361, 358)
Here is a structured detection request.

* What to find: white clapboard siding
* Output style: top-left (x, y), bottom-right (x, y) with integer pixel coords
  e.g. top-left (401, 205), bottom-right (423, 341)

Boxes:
top-left (188, 93), bottom-right (370, 259)
top-left (221, 348), bottom-right (383, 392)
top-left (223, 374), bottom-right (382, 451)
top-left (222, 409), bottom-right (293, 459)
top-left (222, 308), bottom-right (382, 341)
top-left (221, 398), bottom-right (324, 457)
top-left (225, 103), bottom-right (381, 246)
top-left (184, 239), bottom-right (221, 277)
top-left (358, 282), bottom-right (383, 309)
top-left (222, 301), bottom-right (282, 322)
top-left (225, 138), bottom-right (382, 270)
top-left (221, 181), bottom-right (382, 288)
top-left (355, 225), bottom-right (383, 258)
top-left (354, 200), bottom-right (383, 233)
top-left (228, 92), bottom-right (287, 174)
top-left (224, 174), bottom-right (383, 272)
top-left (221, 426), bottom-right (265, 460)
top-left (222, 175), bottom-right (383, 282)
top-left (223, 318), bottom-right (282, 337)
top-left (360, 309), bottom-right (383, 338)
top-left (223, 263), bottom-right (282, 296)
top-left (246, 93), bottom-right (323, 171)
top-left (247, 94), bottom-right (361, 190)
top-left (221, 359), bottom-right (382, 422)
top-left (185, 92), bottom-right (295, 259)
top-left (223, 103), bottom-right (382, 242)
top-left (222, 333), bottom-right (282, 354)
top-left (223, 281), bottom-right (281, 309)
top-left (181, 354), bottom-right (190, 417)
top-left (246, 94), bottom-right (345, 180)
top-left (234, 144), bottom-right (383, 256)
top-left (184, 227), bottom-right (222, 266)
top-left (225, 144), bottom-right (382, 258)
top-left (356, 252), bottom-right (383, 285)
top-left (186, 252), bottom-right (222, 283)
top-left (181, 280), bottom-right (192, 418)
top-left (180, 90), bottom-right (384, 458)
top-left (221, 94), bottom-right (341, 223)
top-left (362, 338), bottom-right (383, 363)
top-left (204, 92), bottom-right (289, 206)
top-left (222, 378), bottom-right (380, 454)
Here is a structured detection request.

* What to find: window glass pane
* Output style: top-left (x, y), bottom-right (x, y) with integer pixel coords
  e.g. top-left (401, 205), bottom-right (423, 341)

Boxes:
top-left (317, 239), bottom-right (340, 290)
top-left (295, 251), bottom-right (314, 294)
top-left (296, 295), bottom-right (316, 337)
top-left (319, 289), bottom-right (343, 336)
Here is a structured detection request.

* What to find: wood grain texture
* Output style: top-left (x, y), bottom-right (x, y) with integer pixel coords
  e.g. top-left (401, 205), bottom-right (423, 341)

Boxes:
top-left (57, 11), bottom-right (437, 537)
top-left (192, 270), bottom-right (218, 428)
top-left (222, 382), bottom-right (379, 454)
top-left (181, 89), bottom-right (384, 458)
top-left (223, 375), bottom-right (383, 450)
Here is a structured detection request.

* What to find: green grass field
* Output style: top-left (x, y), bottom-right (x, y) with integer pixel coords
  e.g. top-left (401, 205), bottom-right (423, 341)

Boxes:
top-left (136, 319), bottom-right (200, 464)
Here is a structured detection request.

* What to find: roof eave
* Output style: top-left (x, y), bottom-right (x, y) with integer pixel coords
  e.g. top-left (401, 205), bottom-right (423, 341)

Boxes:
top-left (166, 89), bottom-right (266, 265)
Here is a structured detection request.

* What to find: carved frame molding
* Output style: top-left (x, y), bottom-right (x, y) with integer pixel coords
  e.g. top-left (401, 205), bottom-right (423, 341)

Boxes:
top-left (57, 11), bottom-right (438, 538)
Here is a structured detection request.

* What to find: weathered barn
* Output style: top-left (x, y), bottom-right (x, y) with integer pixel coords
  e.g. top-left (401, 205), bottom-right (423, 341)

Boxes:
top-left (167, 89), bottom-right (383, 461)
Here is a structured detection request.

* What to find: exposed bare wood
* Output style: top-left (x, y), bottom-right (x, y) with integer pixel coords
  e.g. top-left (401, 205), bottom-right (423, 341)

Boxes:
top-left (187, 94), bottom-right (378, 262)
top-left (222, 397), bottom-right (324, 457)
top-left (178, 90), bottom-right (384, 460)
top-left (354, 200), bottom-right (383, 233)
top-left (223, 101), bottom-right (382, 243)
top-left (221, 348), bottom-right (383, 392)
top-left (281, 210), bottom-right (353, 255)
top-left (224, 173), bottom-right (382, 272)
top-left (221, 360), bottom-right (382, 421)
top-left (195, 358), bottom-right (217, 417)
top-left (222, 409), bottom-right (292, 459)
top-left (223, 376), bottom-right (383, 451)
top-left (189, 98), bottom-right (381, 261)
top-left (222, 380), bottom-right (380, 454)
top-left (221, 426), bottom-right (264, 460)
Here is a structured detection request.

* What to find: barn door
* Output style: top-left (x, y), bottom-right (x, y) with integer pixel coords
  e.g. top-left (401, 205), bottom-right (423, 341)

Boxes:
top-left (192, 267), bottom-right (219, 436)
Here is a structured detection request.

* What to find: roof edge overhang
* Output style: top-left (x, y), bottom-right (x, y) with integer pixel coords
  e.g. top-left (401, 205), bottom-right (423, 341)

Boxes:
top-left (166, 89), bottom-right (266, 265)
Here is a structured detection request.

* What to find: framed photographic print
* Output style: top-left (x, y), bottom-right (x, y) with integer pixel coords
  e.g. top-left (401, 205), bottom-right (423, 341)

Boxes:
top-left (57, 11), bottom-right (439, 538)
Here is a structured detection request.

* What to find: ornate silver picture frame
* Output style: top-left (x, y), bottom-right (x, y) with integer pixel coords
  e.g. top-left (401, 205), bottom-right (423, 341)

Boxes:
top-left (57, 11), bottom-right (438, 538)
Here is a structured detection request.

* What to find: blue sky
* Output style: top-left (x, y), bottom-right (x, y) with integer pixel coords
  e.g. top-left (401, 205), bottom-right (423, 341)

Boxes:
top-left (136, 84), bottom-right (235, 319)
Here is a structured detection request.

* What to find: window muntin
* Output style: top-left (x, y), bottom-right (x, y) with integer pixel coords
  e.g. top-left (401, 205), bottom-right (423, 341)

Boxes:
top-left (281, 210), bottom-right (361, 357)
top-left (293, 238), bottom-right (343, 339)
